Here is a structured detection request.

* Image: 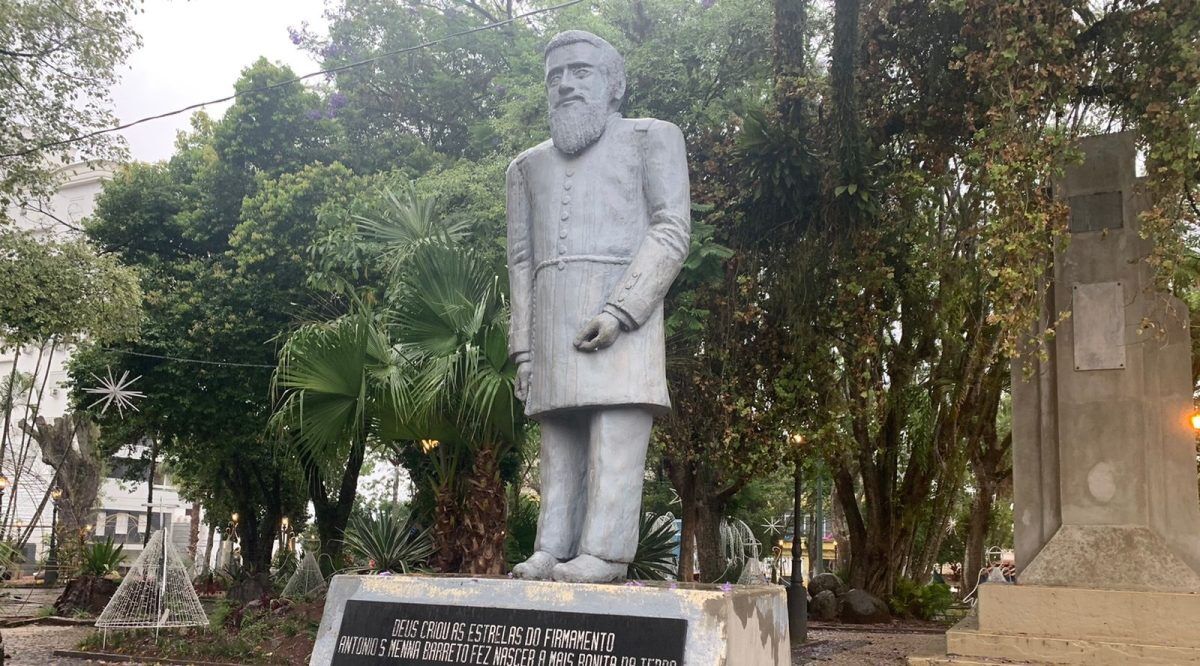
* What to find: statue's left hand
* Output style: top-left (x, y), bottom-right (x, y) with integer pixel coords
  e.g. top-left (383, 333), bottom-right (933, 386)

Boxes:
top-left (573, 312), bottom-right (621, 352)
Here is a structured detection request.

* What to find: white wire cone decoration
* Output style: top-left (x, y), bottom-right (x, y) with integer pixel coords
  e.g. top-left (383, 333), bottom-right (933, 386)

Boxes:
top-left (96, 529), bottom-right (208, 630)
top-left (281, 550), bottom-right (327, 599)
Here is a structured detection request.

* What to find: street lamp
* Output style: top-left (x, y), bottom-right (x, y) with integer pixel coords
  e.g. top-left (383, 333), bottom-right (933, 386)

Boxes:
top-left (47, 487), bottom-right (63, 586)
top-left (280, 516), bottom-right (291, 555)
top-left (1190, 410), bottom-right (1200, 432)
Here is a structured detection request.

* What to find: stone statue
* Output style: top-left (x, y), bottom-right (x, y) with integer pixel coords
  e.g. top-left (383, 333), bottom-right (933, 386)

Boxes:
top-left (505, 30), bottom-right (690, 583)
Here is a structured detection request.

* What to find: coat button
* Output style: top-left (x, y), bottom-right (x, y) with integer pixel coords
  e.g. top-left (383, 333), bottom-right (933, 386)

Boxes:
top-left (632, 271), bottom-right (641, 278)
top-left (566, 168), bottom-right (574, 177)
top-left (563, 180), bottom-right (572, 190)
top-left (617, 294), bottom-right (626, 302)
top-left (557, 261), bottom-right (566, 271)
top-left (562, 195), bottom-right (571, 204)
top-left (558, 244), bottom-right (568, 254)
top-left (561, 211), bottom-right (569, 220)
top-left (559, 229), bottom-right (567, 238)
top-left (625, 281), bottom-right (634, 289)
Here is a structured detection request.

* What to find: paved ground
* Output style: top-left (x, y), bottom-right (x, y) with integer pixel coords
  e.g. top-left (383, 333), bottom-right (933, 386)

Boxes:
top-left (2, 624), bottom-right (107, 665)
top-left (0, 587), bottom-right (59, 619)
top-left (794, 628), bottom-right (946, 665)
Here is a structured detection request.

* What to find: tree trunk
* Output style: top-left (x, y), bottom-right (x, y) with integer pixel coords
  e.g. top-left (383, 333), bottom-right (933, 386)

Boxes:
top-left (788, 460), bottom-right (806, 645)
top-left (676, 480), bottom-right (698, 582)
top-left (0, 345), bottom-right (22, 469)
top-left (695, 498), bottom-right (726, 583)
top-left (21, 414), bottom-right (101, 551)
top-left (306, 435), bottom-right (366, 571)
top-left (201, 522), bottom-right (216, 575)
top-left (807, 473), bottom-right (824, 577)
top-left (431, 483), bottom-right (461, 572)
top-left (144, 437), bottom-right (158, 546)
top-left (188, 501), bottom-right (201, 564)
top-left (460, 444), bottom-right (508, 575)
top-left (965, 478), bottom-right (995, 594)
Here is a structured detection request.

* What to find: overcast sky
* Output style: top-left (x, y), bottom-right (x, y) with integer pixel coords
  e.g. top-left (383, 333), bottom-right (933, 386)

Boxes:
top-left (112, 0), bottom-right (330, 163)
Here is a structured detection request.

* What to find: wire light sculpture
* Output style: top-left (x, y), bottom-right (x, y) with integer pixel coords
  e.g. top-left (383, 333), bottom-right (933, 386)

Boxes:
top-left (95, 528), bottom-right (208, 637)
top-left (281, 550), bottom-right (327, 600)
top-left (83, 368), bottom-right (145, 416)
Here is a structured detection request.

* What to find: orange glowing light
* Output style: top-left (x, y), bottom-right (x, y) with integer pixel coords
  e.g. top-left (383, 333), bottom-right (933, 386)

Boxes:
top-left (1191, 411), bottom-right (1200, 432)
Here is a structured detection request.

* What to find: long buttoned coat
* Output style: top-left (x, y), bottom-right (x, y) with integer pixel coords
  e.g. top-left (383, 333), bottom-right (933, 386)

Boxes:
top-left (506, 114), bottom-right (691, 418)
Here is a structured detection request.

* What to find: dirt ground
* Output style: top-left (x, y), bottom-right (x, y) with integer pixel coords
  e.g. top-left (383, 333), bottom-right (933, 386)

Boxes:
top-left (794, 628), bottom-right (947, 665)
top-left (2, 620), bottom-right (947, 665)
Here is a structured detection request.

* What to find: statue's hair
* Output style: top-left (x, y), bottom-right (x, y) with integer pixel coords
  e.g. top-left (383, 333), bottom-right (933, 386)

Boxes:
top-left (544, 30), bottom-right (626, 104)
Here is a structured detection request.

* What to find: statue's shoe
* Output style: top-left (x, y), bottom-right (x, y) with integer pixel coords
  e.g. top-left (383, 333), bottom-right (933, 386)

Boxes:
top-left (512, 551), bottom-right (559, 580)
top-left (551, 554), bottom-right (627, 583)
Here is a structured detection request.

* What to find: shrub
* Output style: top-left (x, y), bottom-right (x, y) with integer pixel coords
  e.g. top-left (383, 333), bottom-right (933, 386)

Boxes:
top-left (629, 513), bottom-right (678, 581)
top-left (889, 578), bottom-right (954, 620)
top-left (77, 537), bottom-right (124, 577)
top-left (342, 505), bottom-right (433, 573)
top-left (505, 494), bottom-right (538, 567)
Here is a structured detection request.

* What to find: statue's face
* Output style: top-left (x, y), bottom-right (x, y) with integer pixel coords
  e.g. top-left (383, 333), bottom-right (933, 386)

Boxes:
top-left (545, 42), bottom-right (613, 154)
top-left (545, 42), bottom-right (610, 112)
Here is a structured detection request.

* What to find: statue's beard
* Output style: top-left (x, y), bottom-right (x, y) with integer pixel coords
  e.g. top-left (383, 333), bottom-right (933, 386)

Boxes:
top-left (549, 99), bottom-right (609, 155)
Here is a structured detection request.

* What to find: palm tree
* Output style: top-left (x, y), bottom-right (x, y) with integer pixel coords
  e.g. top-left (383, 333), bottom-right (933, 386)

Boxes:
top-left (271, 184), bottom-right (522, 575)
top-left (271, 307), bottom-right (397, 568)
top-left (382, 241), bottom-right (522, 575)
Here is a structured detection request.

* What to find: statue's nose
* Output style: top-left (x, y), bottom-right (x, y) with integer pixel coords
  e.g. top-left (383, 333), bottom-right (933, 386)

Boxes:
top-left (557, 72), bottom-right (576, 95)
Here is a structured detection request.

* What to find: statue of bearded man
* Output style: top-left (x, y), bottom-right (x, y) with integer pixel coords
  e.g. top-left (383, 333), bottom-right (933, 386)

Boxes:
top-left (506, 30), bottom-right (691, 583)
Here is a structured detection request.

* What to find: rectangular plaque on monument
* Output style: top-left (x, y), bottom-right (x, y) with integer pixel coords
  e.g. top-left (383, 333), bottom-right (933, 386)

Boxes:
top-left (311, 576), bottom-right (788, 666)
top-left (331, 600), bottom-right (686, 665)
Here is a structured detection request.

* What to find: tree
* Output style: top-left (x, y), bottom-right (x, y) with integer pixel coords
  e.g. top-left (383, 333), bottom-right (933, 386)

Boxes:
top-left (72, 60), bottom-right (339, 575)
top-left (280, 179), bottom-right (523, 575)
top-left (729, 0), bottom-right (1200, 599)
top-left (0, 0), bottom-right (140, 209)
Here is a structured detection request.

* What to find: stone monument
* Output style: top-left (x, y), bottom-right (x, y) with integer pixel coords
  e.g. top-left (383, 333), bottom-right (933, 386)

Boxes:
top-left (506, 30), bottom-right (691, 584)
top-left (914, 133), bottom-right (1200, 664)
top-left (309, 31), bottom-right (789, 665)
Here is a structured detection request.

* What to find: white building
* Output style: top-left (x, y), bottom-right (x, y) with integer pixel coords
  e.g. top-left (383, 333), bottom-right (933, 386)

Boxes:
top-left (2, 160), bottom-right (212, 576)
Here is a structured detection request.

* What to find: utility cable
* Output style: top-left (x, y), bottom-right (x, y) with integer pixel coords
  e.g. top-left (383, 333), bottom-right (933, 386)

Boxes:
top-left (0, 0), bottom-right (588, 159)
top-left (96, 347), bottom-right (276, 369)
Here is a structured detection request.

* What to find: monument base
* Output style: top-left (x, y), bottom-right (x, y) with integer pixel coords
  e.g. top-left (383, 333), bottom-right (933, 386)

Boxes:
top-left (310, 575), bottom-right (789, 666)
top-left (909, 584), bottom-right (1200, 664)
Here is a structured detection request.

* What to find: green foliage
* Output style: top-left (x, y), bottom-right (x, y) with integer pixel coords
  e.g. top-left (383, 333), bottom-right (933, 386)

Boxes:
top-left (0, 0), bottom-right (140, 207)
top-left (629, 513), bottom-right (678, 581)
top-left (888, 579), bottom-right (954, 621)
top-left (271, 548), bottom-right (298, 588)
top-left (504, 493), bottom-right (538, 567)
top-left (0, 229), bottom-right (140, 345)
top-left (342, 505), bottom-right (434, 574)
top-left (271, 309), bottom-right (395, 482)
top-left (74, 59), bottom-right (333, 574)
top-left (77, 537), bottom-right (124, 577)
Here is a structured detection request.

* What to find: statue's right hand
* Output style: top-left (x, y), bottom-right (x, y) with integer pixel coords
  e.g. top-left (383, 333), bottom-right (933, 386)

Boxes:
top-left (516, 361), bottom-right (533, 402)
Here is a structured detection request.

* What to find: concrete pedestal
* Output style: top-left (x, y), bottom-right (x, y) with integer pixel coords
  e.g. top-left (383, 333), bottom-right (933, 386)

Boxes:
top-left (910, 584), bottom-right (1200, 665)
top-left (310, 575), bottom-right (789, 665)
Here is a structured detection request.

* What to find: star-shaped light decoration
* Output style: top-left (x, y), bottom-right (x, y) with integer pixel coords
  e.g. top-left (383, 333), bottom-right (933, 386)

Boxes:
top-left (762, 515), bottom-right (787, 536)
top-left (83, 368), bottom-right (145, 416)
top-left (668, 487), bottom-right (682, 506)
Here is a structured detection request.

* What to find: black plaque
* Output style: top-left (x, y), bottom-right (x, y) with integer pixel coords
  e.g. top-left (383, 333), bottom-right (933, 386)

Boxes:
top-left (1068, 191), bottom-right (1124, 233)
top-left (331, 599), bottom-right (687, 666)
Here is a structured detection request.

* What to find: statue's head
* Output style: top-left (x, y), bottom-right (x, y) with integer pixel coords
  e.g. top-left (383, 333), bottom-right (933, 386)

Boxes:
top-left (544, 30), bottom-right (626, 154)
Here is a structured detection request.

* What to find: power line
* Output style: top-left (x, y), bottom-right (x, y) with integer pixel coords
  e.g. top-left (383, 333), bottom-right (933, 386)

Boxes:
top-left (97, 348), bottom-right (276, 369)
top-left (0, 0), bottom-right (588, 160)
